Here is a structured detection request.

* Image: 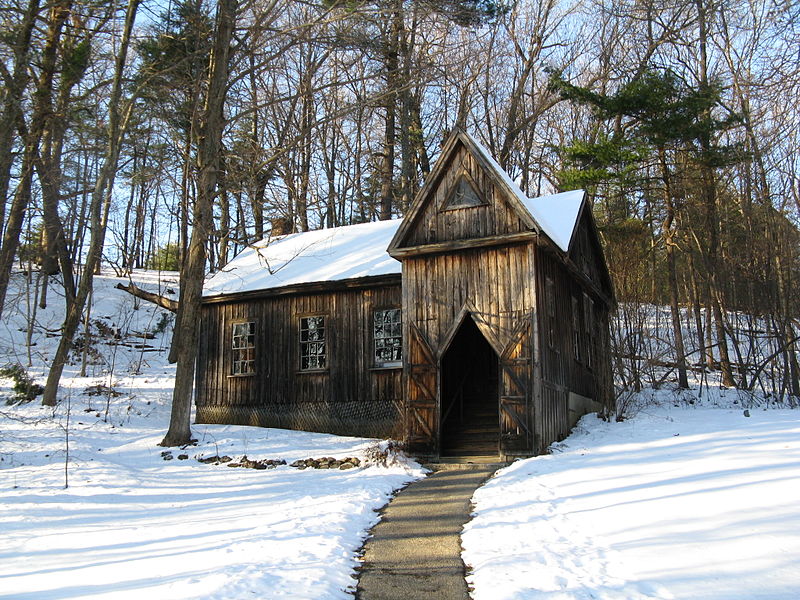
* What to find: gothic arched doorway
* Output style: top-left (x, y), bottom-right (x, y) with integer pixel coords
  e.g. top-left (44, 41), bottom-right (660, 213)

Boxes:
top-left (440, 317), bottom-right (499, 456)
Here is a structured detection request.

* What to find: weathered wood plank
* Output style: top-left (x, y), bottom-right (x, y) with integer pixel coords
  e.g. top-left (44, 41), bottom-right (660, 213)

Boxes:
top-left (196, 281), bottom-right (402, 438)
top-left (388, 231), bottom-right (536, 259)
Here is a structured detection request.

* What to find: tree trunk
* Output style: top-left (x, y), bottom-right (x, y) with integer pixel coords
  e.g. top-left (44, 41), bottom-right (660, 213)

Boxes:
top-left (217, 186), bottom-right (230, 270)
top-left (296, 60), bottom-right (314, 233)
top-left (704, 292), bottom-right (714, 370)
top-left (0, 0), bottom-right (41, 232)
top-left (695, 0), bottom-right (735, 387)
top-left (0, 151), bottom-right (34, 318)
top-left (115, 282), bottom-right (178, 313)
top-left (379, 0), bottom-right (400, 221)
top-left (38, 0), bottom-right (86, 298)
top-left (659, 148), bottom-right (689, 388)
top-left (161, 0), bottom-right (237, 446)
top-left (42, 0), bottom-right (140, 406)
top-left (687, 253), bottom-right (706, 366)
top-left (397, 5), bottom-right (414, 213)
top-left (0, 0), bottom-right (68, 320)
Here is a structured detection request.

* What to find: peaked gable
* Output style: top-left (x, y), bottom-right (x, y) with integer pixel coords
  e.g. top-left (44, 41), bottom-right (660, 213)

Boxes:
top-left (388, 130), bottom-right (537, 255)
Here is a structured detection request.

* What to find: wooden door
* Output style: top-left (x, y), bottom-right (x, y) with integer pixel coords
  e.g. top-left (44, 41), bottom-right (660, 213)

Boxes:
top-left (499, 316), bottom-right (533, 454)
top-left (404, 321), bottom-right (438, 455)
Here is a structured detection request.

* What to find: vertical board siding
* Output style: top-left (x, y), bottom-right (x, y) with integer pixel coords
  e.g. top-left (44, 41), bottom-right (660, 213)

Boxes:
top-left (538, 249), bottom-right (599, 398)
top-left (406, 144), bottom-right (530, 247)
top-left (540, 382), bottom-right (568, 448)
top-left (196, 281), bottom-right (403, 438)
top-left (534, 235), bottom-right (614, 451)
top-left (568, 212), bottom-right (610, 296)
top-left (402, 243), bottom-right (537, 455)
top-left (422, 245), bottom-right (532, 351)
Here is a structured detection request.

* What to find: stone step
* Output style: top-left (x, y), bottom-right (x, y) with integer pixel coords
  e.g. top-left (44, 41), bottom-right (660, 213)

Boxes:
top-left (424, 456), bottom-right (509, 471)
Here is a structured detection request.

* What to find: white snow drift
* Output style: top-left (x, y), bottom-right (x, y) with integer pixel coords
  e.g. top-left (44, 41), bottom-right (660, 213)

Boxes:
top-left (463, 402), bottom-right (800, 600)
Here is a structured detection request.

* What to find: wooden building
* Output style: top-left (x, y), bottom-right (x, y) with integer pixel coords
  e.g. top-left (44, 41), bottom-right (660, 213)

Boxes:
top-left (197, 130), bottom-right (615, 459)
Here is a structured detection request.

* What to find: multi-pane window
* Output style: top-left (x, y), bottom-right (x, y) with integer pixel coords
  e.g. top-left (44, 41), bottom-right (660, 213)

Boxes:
top-left (231, 321), bottom-right (256, 375)
top-left (583, 293), bottom-right (594, 369)
top-left (300, 316), bottom-right (327, 370)
top-left (374, 309), bottom-right (402, 367)
top-left (572, 296), bottom-right (581, 362)
top-left (546, 277), bottom-right (556, 349)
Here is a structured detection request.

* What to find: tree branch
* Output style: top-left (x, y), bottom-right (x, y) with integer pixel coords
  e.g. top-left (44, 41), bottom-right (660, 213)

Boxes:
top-left (115, 282), bottom-right (178, 313)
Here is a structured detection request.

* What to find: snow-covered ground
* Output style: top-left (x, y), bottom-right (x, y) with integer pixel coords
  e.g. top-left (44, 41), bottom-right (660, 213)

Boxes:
top-left (0, 271), bottom-right (423, 599)
top-left (1, 270), bottom-right (799, 599)
top-left (0, 413), bottom-right (421, 599)
top-left (463, 398), bottom-right (800, 600)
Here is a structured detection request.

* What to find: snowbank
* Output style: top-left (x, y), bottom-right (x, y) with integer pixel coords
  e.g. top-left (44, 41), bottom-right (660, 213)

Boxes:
top-left (463, 404), bottom-right (800, 600)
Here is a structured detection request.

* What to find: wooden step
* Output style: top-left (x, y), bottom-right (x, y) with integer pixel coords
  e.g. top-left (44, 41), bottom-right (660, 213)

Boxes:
top-left (442, 433), bottom-right (499, 446)
top-left (444, 429), bottom-right (497, 439)
top-left (442, 443), bottom-right (497, 456)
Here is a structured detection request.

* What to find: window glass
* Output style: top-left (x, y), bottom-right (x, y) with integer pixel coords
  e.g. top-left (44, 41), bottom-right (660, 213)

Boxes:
top-left (374, 309), bottom-right (402, 366)
top-left (300, 316), bottom-right (326, 370)
top-left (232, 321), bottom-right (255, 375)
top-left (444, 176), bottom-right (483, 209)
top-left (546, 277), bottom-right (556, 348)
top-left (572, 296), bottom-right (581, 361)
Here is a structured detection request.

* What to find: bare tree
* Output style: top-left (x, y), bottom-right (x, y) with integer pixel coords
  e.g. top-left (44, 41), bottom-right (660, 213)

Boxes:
top-left (42, 0), bottom-right (141, 406)
top-left (161, 0), bottom-right (238, 446)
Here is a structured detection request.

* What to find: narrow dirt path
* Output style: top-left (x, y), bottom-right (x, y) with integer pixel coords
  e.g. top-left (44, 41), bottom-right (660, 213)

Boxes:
top-left (355, 466), bottom-right (497, 600)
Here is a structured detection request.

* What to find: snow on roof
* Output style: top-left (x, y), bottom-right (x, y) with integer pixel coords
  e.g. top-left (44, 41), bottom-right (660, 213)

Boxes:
top-left (467, 135), bottom-right (532, 212)
top-left (203, 219), bottom-right (403, 297)
top-left (204, 134), bottom-right (587, 298)
top-left (522, 190), bottom-right (585, 253)
top-left (466, 134), bottom-right (585, 253)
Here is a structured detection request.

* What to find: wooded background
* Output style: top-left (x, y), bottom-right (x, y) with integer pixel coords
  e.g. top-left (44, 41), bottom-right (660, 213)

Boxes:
top-left (0, 0), bottom-right (797, 440)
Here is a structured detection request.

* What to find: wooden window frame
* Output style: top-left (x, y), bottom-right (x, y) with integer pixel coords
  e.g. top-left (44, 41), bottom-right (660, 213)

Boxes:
top-left (373, 308), bottom-right (402, 368)
top-left (583, 293), bottom-right (594, 369)
top-left (440, 171), bottom-right (487, 211)
top-left (230, 320), bottom-right (256, 377)
top-left (299, 314), bottom-right (328, 372)
top-left (572, 295), bottom-right (581, 362)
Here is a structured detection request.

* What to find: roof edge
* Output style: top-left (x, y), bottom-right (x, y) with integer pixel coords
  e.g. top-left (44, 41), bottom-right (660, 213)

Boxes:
top-left (202, 272), bottom-right (402, 304)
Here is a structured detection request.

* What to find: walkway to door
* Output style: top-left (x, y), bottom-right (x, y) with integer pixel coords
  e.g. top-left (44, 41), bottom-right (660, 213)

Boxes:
top-left (355, 466), bottom-right (498, 600)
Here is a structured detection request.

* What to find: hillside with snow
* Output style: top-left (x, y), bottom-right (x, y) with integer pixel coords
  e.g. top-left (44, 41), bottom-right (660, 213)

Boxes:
top-left (0, 271), bottom-right (798, 599)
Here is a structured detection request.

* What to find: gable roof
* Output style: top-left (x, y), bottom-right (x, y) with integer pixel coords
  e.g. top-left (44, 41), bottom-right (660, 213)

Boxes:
top-left (387, 129), bottom-right (586, 256)
top-left (203, 219), bottom-right (402, 298)
top-left (202, 130), bottom-right (601, 300)
top-left (522, 190), bottom-right (585, 253)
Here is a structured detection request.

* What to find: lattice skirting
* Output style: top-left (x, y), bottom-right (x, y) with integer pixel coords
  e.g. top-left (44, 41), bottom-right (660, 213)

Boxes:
top-left (196, 401), bottom-right (403, 440)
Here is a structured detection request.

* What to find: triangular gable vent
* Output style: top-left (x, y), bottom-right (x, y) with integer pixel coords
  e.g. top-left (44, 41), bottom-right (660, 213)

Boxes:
top-left (442, 174), bottom-right (485, 210)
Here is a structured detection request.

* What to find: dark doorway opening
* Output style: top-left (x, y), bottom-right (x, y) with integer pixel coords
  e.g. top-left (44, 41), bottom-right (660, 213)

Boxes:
top-left (440, 317), bottom-right (499, 456)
